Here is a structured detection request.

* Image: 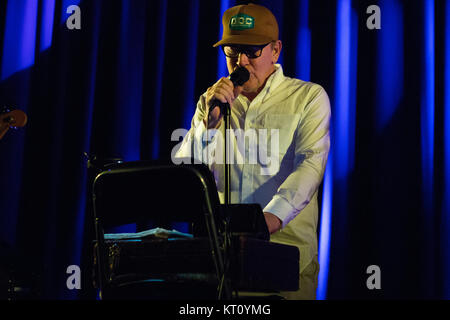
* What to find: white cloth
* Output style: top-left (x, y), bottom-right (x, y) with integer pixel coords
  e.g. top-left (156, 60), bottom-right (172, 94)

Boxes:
top-left (174, 64), bottom-right (331, 273)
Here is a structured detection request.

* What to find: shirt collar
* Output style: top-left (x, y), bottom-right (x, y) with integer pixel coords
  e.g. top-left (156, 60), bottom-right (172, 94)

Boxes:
top-left (266, 64), bottom-right (284, 91)
top-left (237, 64), bottom-right (285, 106)
top-left (260, 64), bottom-right (284, 103)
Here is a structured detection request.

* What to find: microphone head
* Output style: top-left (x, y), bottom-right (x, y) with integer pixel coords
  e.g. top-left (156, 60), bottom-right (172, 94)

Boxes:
top-left (230, 67), bottom-right (250, 86)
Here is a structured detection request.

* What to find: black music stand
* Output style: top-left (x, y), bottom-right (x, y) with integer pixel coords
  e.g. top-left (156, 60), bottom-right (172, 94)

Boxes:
top-left (91, 160), bottom-right (232, 299)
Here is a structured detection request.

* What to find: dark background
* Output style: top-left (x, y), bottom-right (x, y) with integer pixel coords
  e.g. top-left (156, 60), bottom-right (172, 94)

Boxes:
top-left (0, 0), bottom-right (449, 300)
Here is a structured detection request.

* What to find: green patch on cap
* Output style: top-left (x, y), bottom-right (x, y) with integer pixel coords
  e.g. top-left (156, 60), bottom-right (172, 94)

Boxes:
top-left (229, 13), bottom-right (255, 30)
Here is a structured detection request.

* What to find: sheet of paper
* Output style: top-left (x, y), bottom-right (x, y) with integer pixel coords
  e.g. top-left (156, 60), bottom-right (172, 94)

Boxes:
top-left (104, 227), bottom-right (193, 240)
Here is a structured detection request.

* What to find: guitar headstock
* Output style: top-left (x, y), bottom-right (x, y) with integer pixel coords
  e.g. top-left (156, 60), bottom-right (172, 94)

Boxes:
top-left (0, 107), bottom-right (28, 140)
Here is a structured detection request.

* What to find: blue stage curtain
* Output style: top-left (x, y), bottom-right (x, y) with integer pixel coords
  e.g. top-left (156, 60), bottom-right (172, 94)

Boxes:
top-left (0, 0), bottom-right (448, 299)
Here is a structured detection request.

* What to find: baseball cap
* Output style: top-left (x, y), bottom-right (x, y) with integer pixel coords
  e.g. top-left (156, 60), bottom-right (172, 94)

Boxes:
top-left (213, 3), bottom-right (279, 47)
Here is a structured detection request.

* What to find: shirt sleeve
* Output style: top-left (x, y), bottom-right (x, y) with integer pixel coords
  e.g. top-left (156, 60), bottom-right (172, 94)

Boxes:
top-left (263, 86), bottom-right (331, 228)
top-left (173, 94), bottom-right (221, 164)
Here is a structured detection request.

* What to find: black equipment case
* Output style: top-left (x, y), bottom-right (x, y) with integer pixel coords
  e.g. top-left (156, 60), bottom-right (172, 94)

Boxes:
top-left (96, 235), bottom-right (299, 293)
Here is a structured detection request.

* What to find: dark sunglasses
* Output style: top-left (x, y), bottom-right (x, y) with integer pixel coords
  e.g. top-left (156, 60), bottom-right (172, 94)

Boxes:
top-left (221, 43), bottom-right (271, 59)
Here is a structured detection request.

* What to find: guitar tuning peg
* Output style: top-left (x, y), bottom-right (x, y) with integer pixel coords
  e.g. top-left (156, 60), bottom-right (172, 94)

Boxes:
top-left (2, 107), bottom-right (12, 114)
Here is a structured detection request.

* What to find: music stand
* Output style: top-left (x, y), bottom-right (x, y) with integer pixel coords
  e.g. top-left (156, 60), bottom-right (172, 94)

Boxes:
top-left (92, 160), bottom-right (232, 299)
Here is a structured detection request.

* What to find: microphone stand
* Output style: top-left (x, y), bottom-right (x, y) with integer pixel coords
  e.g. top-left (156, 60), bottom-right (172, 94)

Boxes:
top-left (223, 104), bottom-right (231, 208)
top-left (219, 102), bottom-right (232, 300)
top-left (212, 66), bottom-right (249, 210)
top-left (211, 67), bottom-right (248, 299)
top-left (208, 102), bottom-right (231, 207)
top-left (208, 102), bottom-right (233, 300)
top-left (223, 103), bottom-right (231, 299)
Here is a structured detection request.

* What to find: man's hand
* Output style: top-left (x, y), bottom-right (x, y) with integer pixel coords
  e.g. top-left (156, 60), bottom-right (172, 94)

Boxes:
top-left (204, 77), bottom-right (243, 129)
top-left (264, 212), bottom-right (282, 234)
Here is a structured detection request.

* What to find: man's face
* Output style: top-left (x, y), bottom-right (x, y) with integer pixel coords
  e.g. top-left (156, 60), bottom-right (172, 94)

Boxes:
top-left (225, 40), bottom-right (282, 94)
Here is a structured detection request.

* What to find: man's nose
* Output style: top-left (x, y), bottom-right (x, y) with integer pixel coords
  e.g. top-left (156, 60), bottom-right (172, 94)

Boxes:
top-left (237, 52), bottom-right (249, 67)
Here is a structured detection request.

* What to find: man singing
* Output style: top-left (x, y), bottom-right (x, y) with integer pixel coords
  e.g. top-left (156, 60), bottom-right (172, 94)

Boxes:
top-left (175, 3), bottom-right (331, 300)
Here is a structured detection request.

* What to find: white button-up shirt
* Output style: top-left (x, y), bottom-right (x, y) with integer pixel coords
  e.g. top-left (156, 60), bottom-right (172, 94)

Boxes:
top-left (174, 64), bottom-right (331, 272)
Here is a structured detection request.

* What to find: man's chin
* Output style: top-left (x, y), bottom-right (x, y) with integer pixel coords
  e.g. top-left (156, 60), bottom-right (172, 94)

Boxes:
top-left (242, 83), bottom-right (258, 93)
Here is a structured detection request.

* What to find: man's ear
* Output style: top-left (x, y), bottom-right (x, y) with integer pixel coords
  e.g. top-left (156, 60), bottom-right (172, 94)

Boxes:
top-left (272, 40), bottom-right (282, 63)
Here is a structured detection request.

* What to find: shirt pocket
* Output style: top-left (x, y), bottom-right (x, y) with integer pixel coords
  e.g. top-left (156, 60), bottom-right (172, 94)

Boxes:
top-left (263, 113), bottom-right (300, 154)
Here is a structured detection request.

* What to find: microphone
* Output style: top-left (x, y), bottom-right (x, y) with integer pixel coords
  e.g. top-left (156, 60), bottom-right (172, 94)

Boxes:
top-left (209, 67), bottom-right (250, 115)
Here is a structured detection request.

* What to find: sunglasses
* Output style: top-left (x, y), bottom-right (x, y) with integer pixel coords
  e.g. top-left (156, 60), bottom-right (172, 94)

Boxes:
top-left (221, 43), bottom-right (271, 59)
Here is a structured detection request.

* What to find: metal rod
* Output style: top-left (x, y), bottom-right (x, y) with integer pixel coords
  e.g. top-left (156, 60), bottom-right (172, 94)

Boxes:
top-left (224, 105), bottom-right (231, 206)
